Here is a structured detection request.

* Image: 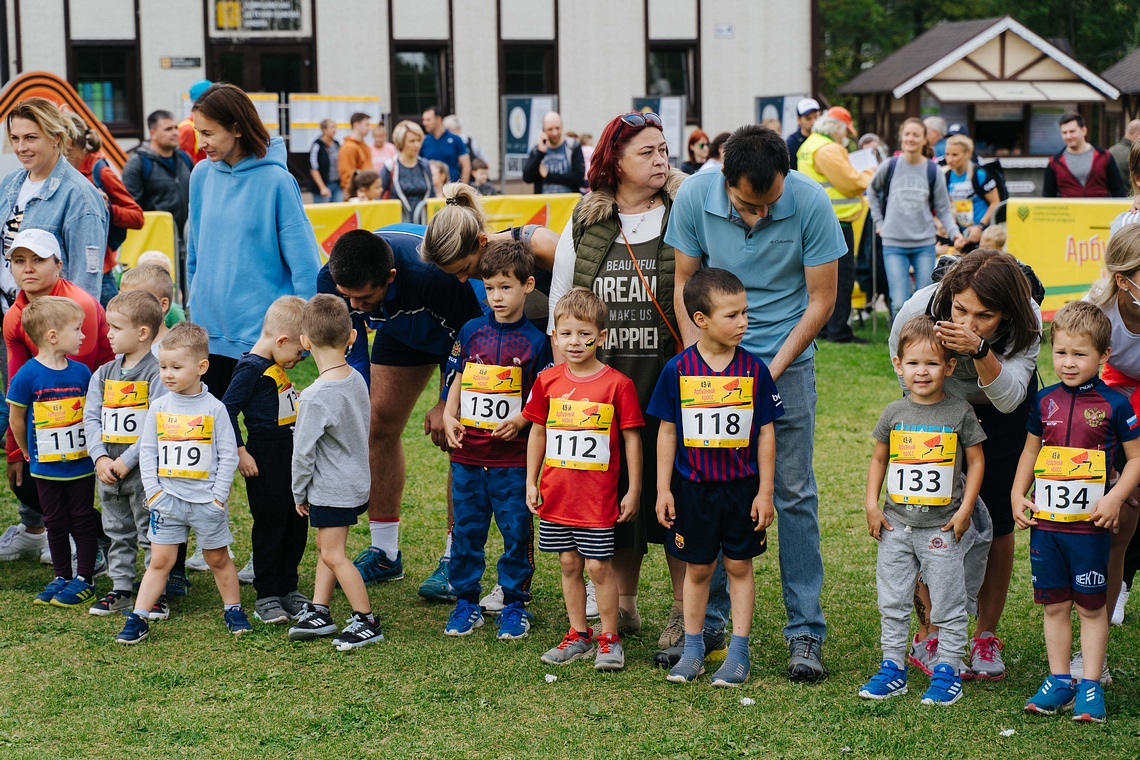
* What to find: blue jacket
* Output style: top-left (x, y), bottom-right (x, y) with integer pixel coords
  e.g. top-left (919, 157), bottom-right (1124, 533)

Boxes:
top-left (0, 154), bottom-right (108, 300)
top-left (186, 137), bottom-right (319, 359)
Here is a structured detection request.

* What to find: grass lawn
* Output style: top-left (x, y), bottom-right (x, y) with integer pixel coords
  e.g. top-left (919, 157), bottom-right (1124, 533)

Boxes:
top-left (1, 314), bottom-right (1138, 758)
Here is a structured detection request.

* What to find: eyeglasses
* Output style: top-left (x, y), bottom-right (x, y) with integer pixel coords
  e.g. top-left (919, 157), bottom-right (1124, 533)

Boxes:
top-left (694, 142), bottom-right (708, 148)
top-left (619, 112), bottom-right (662, 129)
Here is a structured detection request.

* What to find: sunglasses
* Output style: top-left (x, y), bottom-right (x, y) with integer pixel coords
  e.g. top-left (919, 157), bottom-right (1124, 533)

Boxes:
top-left (619, 112), bottom-right (662, 129)
top-left (693, 142), bottom-right (708, 148)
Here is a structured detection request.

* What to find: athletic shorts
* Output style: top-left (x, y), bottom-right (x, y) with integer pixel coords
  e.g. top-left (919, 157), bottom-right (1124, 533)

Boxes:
top-left (665, 474), bottom-right (767, 565)
top-left (1029, 527), bottom-right (1110, 609)
top-left (538, 519), bottom-right (615, 559)
top-left (371, 330), bottom-right (445, 369)
top-left (309, 503), bottom-right (368, 528)
top-left (147, 492), bottom-right (232, 550)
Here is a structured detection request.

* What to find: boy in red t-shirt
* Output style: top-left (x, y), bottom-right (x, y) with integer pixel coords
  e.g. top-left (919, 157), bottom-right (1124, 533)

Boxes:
top-left (523, 288), bottom-right (644, 671)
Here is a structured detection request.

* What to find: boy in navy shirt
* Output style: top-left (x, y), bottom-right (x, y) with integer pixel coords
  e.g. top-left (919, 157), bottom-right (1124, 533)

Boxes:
top-left (649, 269), bottom-right (782, 686)
top-left (440, 240), bottom-right (552, 640)
top-left (7, 296), bottom-right (98, 608)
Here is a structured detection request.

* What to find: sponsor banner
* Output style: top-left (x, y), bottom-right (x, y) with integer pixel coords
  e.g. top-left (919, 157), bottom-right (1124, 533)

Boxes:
top-left (304, 200), bottom-right (403, 261)
top-left (424, 193), bottom-right (579, 234)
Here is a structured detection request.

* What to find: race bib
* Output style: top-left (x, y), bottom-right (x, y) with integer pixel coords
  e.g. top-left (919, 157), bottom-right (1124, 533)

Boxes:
top-left (1032, 446), bottom-right (1106, 522)
top-left (102, 379), bottom-right (149, 444)
top-left (156, 412), bottom-right (213, 479)
top-left (264, 364), bottom-right (297, 426)
top-left (459, 363), bottom-right (522, 429)
top-left (679, 376), bottom-right (753, 448)
top-left (953, 198), bottom-right (974, 228)
top-left (33, 397), bottom-right (87, 462)
top-left (886, 430), bottom-right (956, 507)
top-left (544, 398), bottom-right (613, 471)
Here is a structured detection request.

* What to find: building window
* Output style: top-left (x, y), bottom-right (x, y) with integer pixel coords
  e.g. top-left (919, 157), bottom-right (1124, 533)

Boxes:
top-left (502, 45), bottom-right (556, 95)
top-left (648, 45), bottom-right (698, 123)
top-left (71, 44), bottom-right (139, 135)
top-left (392, 48), bottom-right (448, 120)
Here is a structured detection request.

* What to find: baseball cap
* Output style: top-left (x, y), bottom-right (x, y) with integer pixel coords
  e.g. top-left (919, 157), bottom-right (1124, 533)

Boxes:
top-left (827, 106), bottom-right (857, 137)
top-left (6, 228), bottom-right (61, 260)
top-left (189, 80), bottom-right (213, 102)
top-left (797, 98), bottom-right (821, 117)
top-left (946, 123), bottom-right (969, 137)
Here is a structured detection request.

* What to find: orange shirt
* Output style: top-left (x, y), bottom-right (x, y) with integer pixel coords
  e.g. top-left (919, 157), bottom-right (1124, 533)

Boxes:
top-left (179, 118), bottom-right (207, 164)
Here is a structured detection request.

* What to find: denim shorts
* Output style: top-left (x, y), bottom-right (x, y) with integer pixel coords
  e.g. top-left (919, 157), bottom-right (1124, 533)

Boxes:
top-left (147, 491), bottom-right (233, 550)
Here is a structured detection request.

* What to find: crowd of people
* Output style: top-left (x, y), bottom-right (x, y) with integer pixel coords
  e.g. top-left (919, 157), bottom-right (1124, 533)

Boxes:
top-left (1, 80), bottom-right (1140, 721)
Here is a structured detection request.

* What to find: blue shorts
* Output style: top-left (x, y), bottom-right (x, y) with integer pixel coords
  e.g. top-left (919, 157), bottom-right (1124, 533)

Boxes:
top-left (309, 503), bottom-right (367, 528)
top-left (665, 474), bottom-right (767, 565)
top-left (1029, 527), bottom-right (1110, 609)
top-left (538, 520), bottom-right (614, 559)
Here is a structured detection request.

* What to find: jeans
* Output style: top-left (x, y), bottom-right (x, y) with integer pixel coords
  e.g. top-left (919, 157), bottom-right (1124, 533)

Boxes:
top-left (821, 222), bottom-right (856, 340)
top-left (771, 359), bottom-right (826, 641)
top-left (311, 185), bottom-right (343, 203)
top-left (100, 270), bottom-right (119, 308)
top-left (882, 245), bottom-right (936, 317)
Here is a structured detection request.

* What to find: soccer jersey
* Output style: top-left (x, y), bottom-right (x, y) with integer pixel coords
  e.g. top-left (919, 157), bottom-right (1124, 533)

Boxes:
top-left (647, 345), bottom-right (783, 482)
top-left (1027, 378), bottom-right (1140, 534)
top-left (522, 363), bottom-right (644, 528)
top-left (444, 313), bottom-right (552, 468)
top-left (7, 358), bottom-right (94, 480)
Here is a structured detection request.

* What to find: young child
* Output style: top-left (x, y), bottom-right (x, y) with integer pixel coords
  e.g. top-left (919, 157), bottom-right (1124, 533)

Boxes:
top-left (523, 288), bottom-right (644, 671)
top-left (347, 169), bottom-right (382, 202)
top-left (222, 296), bottom-right (308, 625)
top-left (1012, 301), bottom-right (1140, 723)
top-left (83, 290), bottom-right (167, 616)
top-left (115, 322), bottom-right (247, 643)
top-left (288, 294), bottom-right (382, 650)
top-left (648, 269), bottom-right (782, 687)
top-left (470, 158), bottom-right (499, 196)
top-left (7, 297), bottom-right (99, 608)
top-left (440, 240), bottom-right (551, 639)
top-left (119, 264), bottom-right (182, 351)
top-left (862, 315), bottom-right (986, 705)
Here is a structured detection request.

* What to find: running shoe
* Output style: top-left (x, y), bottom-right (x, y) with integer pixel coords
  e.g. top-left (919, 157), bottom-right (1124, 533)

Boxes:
top-left (585, 579), bottom-right (599, 619)
top-left (93, 547), bottom-right (108, 579)
top-left (224, 608), bottom-right (252, 635)
top-left (594, 632), bottom-right (625, 671)
top-left (418, 558), bottom-right (455, 602)
top-left (149, 597), bottom-right (171, 620)
top-left (965, 632), bottom-right (1004, 680)
top-left (185, 546), bottom-right (209, 572)
top-left (540, 628), bottom-right (594, 665)
top-left (1070, 651), bottom-right (1112, 686)
top-left (617, 606), bottom-right (641, 636)
top-left (237, 555), bottom-right (255, 585)
top-left (908, 633), bottom-right (938, 676)
top-left (334, 614), bottom-right (384, 651)
top-left (479, 584), bottom-right (505, 613)
top-left (444, 599), bottom-right (484, 636)
top-left (280, 591), bottom-right (312, 620)
top-left (89, 590), bottom-right (133, 616)
top-left (353, 547), bottom-right (404, 585)
top-left (658, 607), bottom-right (685, 650)
top-left (1024, 676), bottom-right (1076, 715)
top-left (1111, 583), bottom-right (1129, 626)
top-left (165, 570), bottom-right (192, 597)
top-left (52, 577), bottom-right (96, 608)
top-left (858, 660), bottom-right (908, 700)
top-left (496, 601), bottom-right (533, 640)
top-left (255, 597), bottom-right (290, 625)
top-left (0, 524), bottom-right (46, 561)
top-left (1072, 680), bottom-right (1106, 723)
top-left (787, 634), bottom-right (826, 682)
top-left (115, 611), bottom-right (149, 645)
top-left (288, 604), bottom-right (337, 641)
top-left (34, 576), bottom-right (68, 605)
top-left (921, 663), bottom-right (963, 706)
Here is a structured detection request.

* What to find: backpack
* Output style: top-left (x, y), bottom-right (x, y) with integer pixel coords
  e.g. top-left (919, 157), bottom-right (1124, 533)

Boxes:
top-left (90, 158), bottom-right (128, 251)
top-left (140, 150), bottom-right (193, 183)
top-left (879, 156), bottom-right (939, 215)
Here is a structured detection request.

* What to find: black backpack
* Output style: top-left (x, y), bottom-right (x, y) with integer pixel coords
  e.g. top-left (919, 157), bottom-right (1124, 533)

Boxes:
top-left (90, 158), bottom-right (128, 252)
top-left (879, 156), bottom-right (939, 215)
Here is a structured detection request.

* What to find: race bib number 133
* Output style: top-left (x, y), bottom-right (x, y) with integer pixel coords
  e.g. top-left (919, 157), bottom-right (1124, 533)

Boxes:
top-left (886, 430), bottom-right (957, 506)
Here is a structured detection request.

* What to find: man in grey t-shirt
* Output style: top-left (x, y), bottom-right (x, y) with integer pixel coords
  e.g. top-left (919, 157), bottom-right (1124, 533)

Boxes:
top-left (522, 112), bottom-right (585, 194)
top-left (1043, 113), bottom-right (1127, 198)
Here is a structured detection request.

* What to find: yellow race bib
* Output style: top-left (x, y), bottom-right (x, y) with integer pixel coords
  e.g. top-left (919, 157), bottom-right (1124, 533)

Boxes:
top-left (264, 364), bottom-right (298, 426)
top-left (102, 379), bottom-right (149, 444)
top-left (459, 363), bottom-right (522, 429)
top-left (156, 412), bottom-right (213, 479)
top-left (544, 398), bottom-right (613, 471)
top-left (1032, 446), bottom-right (1106, 523)
top-left (886, 429), bottom-right (957, 507)
top-left (679, 376), bottom-right (753, 448)
top-left (33, 397), bottom-right (87, 462)
top-left (953, 198), bottom-right (974, 228)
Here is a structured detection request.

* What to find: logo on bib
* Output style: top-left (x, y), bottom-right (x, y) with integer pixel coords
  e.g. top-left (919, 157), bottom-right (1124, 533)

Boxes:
top-left (675, 534), bottom-right (685, 549)
top-left (1084, 407), bottom-right (1106, 428)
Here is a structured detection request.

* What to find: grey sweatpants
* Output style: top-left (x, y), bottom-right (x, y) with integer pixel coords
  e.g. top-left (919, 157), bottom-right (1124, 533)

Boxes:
top-left (100, 467), bottom-right (151, 591)
top-left (877, 522), bottom-right (968, 671)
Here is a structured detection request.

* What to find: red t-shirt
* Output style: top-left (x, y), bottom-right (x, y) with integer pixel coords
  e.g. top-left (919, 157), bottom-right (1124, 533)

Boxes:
top-left (522, 363), bottom-right (644, 528)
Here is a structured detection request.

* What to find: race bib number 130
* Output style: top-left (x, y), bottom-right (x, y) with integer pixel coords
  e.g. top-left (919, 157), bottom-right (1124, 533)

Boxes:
top-left (886, 430), bottom-right (957, 506)
top-left (1033, 446), bottom-right (1105, 522)
top-left (459, 363), bottom-right (522, 429)
top-left (156, 413), bottom-right (213, 479)
top-left (544, 398), bottom-right (613, 471)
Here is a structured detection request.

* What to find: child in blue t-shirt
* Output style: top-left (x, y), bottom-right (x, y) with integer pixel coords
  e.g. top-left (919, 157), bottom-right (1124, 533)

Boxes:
top-left (648, 268), bottom-right (783, 687)
top-left (440, 240), bottom-right (552, 639)
top-left (7, 296), bottom-right (98, 608)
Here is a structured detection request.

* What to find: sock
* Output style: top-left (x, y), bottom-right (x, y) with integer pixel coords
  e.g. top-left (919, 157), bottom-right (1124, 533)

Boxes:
top-left (370, 521), bottom-right (399, 557)
top-left (443, 530), bottom-right (452, 560)
top-left (727, 634), bottom-right (750, 665)
top-left (314, 603), bottom-right (330, 614)
top-left (1053, 673), bottom-right (1072, 683)
top-left (681, 632), bottom-right (705, 661)
top-left (619, 595), bottom-right (638, 614)
top-left (76, 575), bottom-right (91, 585)
top-left (671, 599), bottom-right (684, 613)
top-left (577, 630), bottom-right (591, 640)
top-left (224, 603), bottom-right (240, 612)
top-left (354, 610), bottom-right (376, 625)
top-left (132, 608), bottom-right (149, 619)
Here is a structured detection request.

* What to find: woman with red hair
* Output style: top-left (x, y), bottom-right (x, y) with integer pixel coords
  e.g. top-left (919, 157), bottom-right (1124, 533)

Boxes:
top-left (681, 129), bottom-right (710, 175)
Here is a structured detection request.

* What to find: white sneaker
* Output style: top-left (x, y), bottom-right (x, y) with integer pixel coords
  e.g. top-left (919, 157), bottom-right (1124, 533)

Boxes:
top-left (1111, 583), bottom-right (1129, 627)
top-left (1070, 650), bottom-right (1112, 686)
top-left (185, 546), bottom-right (209, 572)
top-left (479, 584), bottom-right (505, 613)
top-left (237, 554), bottom-right (255, 584)
top-left (585, 579), bottom-right (599, 619)
top-left (40, 537), bottom-right (76, 565)
top-left (0, 524), bottom-right (47, 560)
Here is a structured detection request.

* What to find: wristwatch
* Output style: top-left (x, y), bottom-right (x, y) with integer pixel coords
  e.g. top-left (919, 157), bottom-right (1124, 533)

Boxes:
top-left (971, 337), bottom-right (990, 360)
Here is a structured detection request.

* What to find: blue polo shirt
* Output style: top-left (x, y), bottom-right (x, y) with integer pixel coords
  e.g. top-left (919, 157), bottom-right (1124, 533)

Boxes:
top-left (663, 169), bottom-right (846, 365)
top-left (421, 130), bottom-right (469, 182)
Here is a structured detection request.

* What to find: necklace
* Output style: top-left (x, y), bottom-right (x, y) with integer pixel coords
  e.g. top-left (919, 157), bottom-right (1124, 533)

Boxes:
top-left (618, 196), bottom-right (657, 235)
top-left (318, 362), bottom-right (348, 377)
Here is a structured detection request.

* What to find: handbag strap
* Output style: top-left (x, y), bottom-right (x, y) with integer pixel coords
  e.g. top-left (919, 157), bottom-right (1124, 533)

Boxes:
top-left (617, 225), bottom-right (682, 351)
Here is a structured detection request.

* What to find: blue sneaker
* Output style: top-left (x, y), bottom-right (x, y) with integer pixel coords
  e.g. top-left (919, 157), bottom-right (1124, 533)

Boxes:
top-left (858, 660), bottom-right (908, 700)
top-left (418, 558), bottom-right (455, 602)
top-left (352, 547), bottom-right (404, 585)
top-left (34, 576), bottom-right (68, 605)
top-left (921, 663), bottom-right (963, 706)
top-left (1025, 676), bottom-right (1077, 715)
top-left (165, 570), bottom-right (192, 597)
top-left (444, 599), bottom-right (484, 636)
top-left (1072, 681), bottom-right (1106, 723)
top-left (115, 611), bottom-right (150, 645)
top-left (50, 577), bottom-right (96, 608)
top-left (496, 601), bottom-right (533, 640)
top-left (224, 608), bottom-right (252, 636)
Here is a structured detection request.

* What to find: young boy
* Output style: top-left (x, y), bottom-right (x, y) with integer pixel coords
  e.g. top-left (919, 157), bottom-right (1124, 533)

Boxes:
top-left (440, 240), bottom-right (551, 639)
top-left (288, 294), bottom-right (382, 650)
top-left (648, 269), bottom-right (782, 687)
top-left (115, 322), bottom-right (248, 643)
top-left (523, 288), bottom-right (644, 671)
top-left (7, 297), bottom-right (99, 608)
top-left (862, 315), bottom-right (986, 705)
top-left (1013, 301), bottom-right (1140, 723)
top-left (222, 296), bottom-right (308, 625)
top-left (83, 290), bottom-right (167, 616)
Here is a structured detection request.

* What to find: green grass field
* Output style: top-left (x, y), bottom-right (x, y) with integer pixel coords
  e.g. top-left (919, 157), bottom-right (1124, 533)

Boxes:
top-left (1, 316), bottom-right (1138, 759)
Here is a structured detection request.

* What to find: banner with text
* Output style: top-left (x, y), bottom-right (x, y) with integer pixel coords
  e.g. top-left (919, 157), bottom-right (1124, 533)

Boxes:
top-left (501, 95), bottom-right (558, 180)
top-left (424, 194), bottom-right (580, 234)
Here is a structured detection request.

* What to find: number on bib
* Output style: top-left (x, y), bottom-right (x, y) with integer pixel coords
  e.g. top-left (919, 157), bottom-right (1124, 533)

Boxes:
top-left (264, 364), bottom-right (298, 426)
top-left (544, 398), bottom-right (614, 471)
top-left (459, 363), bottom-right (522, 429)
top-left (885, 429), bottom-right (957, 506)
top-left (679, 376), bottom-right (753, 448)
top-left (102, 379), bottom-right (149, 444)
top-left (1032, 446), bottom-right (1105, 523)
top-left (953, 198), bottom-right (974, 228)
top-left (33, 397), bottom-right (87, 462)
top-left (156, 413), bottom-right (213, 479)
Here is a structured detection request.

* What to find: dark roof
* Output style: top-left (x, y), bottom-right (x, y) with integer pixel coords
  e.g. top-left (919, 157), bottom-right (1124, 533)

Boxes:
top-left (840, 17), bottom-right (1007, 95)
top-left (1103, 48), bottom-right (1140, 94)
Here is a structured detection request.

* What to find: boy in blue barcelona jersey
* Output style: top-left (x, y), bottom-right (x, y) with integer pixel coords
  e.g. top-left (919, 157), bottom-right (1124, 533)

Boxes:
top-left (440, 239), bottom-right (552, 640)
top-left (1012, 301), bottom-right (1140, 723)
top-left (648, 268), bottom-right (782, 687)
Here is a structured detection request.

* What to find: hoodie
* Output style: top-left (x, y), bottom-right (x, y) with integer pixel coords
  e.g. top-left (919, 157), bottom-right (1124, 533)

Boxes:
top-left (186, 137), bottom-right (319, 359)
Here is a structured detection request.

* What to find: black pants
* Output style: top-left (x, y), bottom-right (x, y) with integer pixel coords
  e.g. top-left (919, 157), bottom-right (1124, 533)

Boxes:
top-left (246, 436), bottom-right (308, 598)
top-left (1124, 530), bottom-right (1140, 589)
top-left (37, 475), bottom-right (99, 579)
top-left (821, 221), bottom-right (856, 341)
top-left (203, 354), bottom-right (239, 400)
top-left (855, 227), bottom-right (889, 313)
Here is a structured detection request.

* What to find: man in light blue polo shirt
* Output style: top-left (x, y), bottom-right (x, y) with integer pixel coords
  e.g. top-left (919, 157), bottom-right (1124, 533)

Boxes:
top-left (665, 124), bottom-right (845, 682)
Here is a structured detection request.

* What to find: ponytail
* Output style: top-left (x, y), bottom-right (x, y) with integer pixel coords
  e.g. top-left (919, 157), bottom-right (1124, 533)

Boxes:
top-left (421, 182), bottom-right (488, 266)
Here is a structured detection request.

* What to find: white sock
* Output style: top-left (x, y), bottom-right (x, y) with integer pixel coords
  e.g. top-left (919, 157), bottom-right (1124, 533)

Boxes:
top-left (370, 521), bottom-right (399, 557)
top-left (443, 530), bottom-right (452, 560)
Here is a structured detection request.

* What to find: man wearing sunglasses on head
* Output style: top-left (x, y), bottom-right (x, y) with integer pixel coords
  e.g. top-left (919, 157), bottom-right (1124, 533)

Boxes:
top-left (666, 123), bottom-right (846, 683)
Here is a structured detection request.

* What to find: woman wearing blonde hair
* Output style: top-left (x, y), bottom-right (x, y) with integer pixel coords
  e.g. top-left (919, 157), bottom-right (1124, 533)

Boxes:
top-left (0, 97), bottom-right (108, 303)
top-left (943, 134), bottom-right (1000, 254)
top-left (380, 120), bottom-right (435, 223)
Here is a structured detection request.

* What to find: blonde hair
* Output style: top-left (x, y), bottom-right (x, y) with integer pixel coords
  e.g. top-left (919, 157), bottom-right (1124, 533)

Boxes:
top-left (21, 295), bottom-right (84, 346)
top-left (136, 251), bottom-right (173, 273)
top-left (553, 287), bottom-right (607, 331)
top-left (946, 134), bottom-right (973, 156)
top-left (1051, 300), bottom-right (1111, 354)
top-left (160, 322), bottom-right (209, 360)
top-left (391, 119), bottom-right (424, 151)
top-left (421, 182), bottom-right (487, 267)
top-left (1090, 225), bottom-right (1140, 310)
top-left (262, 295), bottom-right (305, 338)
top-left (66, 112), bottom-right (102, 153)
top-left (120, 264), bottom-right (174, 310)
top-left (106, 290), bottom-right (163, 337)
top-left (7, 97), bottom-right (75, 153)
top-left (978, 224), bottom-right (1006, 250)
top-left (302, 294), bottom-right (352, 349)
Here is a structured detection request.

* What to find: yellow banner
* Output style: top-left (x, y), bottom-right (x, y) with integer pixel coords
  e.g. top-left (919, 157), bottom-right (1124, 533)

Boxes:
top-left (424, 193), bottom-right (581, 234)
top-left (1006, 198), bottom-right (1131, 319)
top-left (304, 200), bottom-right (404, 262)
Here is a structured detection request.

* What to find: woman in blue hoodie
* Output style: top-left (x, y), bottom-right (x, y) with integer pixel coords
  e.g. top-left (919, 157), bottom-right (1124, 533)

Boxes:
top-left (186, 83), bottom-right (319, 396)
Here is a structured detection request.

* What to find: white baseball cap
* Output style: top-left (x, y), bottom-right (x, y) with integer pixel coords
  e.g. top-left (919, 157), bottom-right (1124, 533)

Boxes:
top-left (797, 98), bottom-right (822, 116)
top-left (6, 228), bottom-right (62, 260)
